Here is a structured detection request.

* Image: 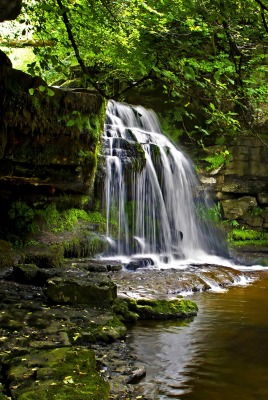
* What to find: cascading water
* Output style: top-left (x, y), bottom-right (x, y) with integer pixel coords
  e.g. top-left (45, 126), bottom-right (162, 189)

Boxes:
top-left (103, 100), bottom-right (229, 264)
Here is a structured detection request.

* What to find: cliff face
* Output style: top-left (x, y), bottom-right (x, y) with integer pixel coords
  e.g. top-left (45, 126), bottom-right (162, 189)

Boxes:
top-left (0, 64), bottom-right (107, 238)
top-left (201, 136), bottom-right (268, 230)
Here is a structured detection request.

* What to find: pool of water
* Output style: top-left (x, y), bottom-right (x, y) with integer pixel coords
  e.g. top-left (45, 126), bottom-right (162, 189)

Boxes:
top-left (127, 271), bottom-right (268, 399)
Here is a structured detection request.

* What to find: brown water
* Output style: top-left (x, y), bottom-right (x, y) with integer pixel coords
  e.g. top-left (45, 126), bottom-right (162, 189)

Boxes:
top-left (127, 271), bottom-right (268, 400)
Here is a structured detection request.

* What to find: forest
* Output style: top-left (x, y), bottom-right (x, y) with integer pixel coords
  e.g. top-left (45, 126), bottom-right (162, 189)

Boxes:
top-left (2, 0), bottom-right (268, 147)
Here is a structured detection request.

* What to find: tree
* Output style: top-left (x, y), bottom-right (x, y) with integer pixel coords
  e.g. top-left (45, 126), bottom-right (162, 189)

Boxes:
top-left (2, 0), bottom-right (268, 145)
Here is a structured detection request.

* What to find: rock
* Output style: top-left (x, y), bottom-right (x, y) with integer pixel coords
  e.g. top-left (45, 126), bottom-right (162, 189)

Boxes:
top-left (114, 297), bottom-right (198, 320)
top-left (0, 240), bottom-right (16, 271)
top-left (125, 258), bottom-right (154, 271)
top-left (242, 212), bottom-right (263, 227)
top-left (22, 244), bottom-right (64, 269)
top-left (258, 192), bottom-right (268, 205)
top-left (221, 196), bottom-right (257, 219)
top-left (13, 263), bottom-right (40, 284)
top-left (126, 366), bottom-right (146, 384)
top-left (44, 273), bottom-right (117, 307)
top-left (4, 347), bottom-right (110, 400)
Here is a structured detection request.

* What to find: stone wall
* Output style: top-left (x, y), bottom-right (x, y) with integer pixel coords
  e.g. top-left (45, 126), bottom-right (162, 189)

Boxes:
top-left (201, 136), bottom-right (268, 230)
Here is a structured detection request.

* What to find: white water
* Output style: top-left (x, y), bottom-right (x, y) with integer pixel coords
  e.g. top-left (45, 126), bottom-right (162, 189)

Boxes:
top-left (103, 100), bottom-right (229, 266)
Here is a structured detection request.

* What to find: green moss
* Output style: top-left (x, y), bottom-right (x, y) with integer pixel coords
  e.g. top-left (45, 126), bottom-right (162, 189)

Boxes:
top-left (135, 298), bottom-right (198, 319)
top-left (6, 347), bottom-right (109, 400)
top-left (112, 298), bottom-right (139, 322)
top-left (63, 234), bottom-right (107, 258)
top-left (131, 142), bottom-right (146, 172)
top-left (113, 297), bottom-right (198, 320)
top-left (229, 229), bottom-right (268, 244)
top-left (69, 315), bottom-right (127, 344)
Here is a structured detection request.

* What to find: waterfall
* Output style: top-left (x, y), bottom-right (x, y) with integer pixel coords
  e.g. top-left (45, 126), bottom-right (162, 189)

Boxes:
top-left (103, 100), bottom-right (229, 264)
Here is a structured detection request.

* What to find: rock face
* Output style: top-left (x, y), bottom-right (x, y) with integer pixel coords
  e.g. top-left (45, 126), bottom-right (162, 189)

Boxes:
top-left (0, 64), bottom-right (107, 238)
top-left (202, 136), bottom-right (268, 230)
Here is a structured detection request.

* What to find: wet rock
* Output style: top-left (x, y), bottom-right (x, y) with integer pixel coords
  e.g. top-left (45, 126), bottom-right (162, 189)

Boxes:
top-left (13, 263), bottom-right (40, 284)
top-left (114, 297), bottom-right (198, 320)
top-left (22, 244), bottom-right (64, 269)
top-left (44, 273), bottom-right (117, 307)
top-left (126, 366), bottom-right (146, 384)
top-left (125, 258), bottom-right (154, 271)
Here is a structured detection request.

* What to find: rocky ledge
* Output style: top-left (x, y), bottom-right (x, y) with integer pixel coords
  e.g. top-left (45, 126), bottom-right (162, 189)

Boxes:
top-left (0, 248), bottom-right (199, 400)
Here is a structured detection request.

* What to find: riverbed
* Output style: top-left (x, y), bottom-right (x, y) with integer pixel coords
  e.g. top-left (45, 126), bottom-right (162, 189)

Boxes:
top-left (127, 270), bottom-right (268, 399)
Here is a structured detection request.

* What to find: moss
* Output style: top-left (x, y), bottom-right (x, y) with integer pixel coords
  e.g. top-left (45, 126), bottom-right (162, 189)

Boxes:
top-left (131, 142), bottom-right (146, 172)
top-left (63, 234), bottom-right (107, 258)
top-left (228, 229), bottom-right (268, 245)
top-left (135, 298), bottom-right (198, 319)
top-left (112, 298), bottom-right (139, 322)
top-left (113, 297), bottom-right (198, 320)
top-left (6, 347), bottom-right (109, 400)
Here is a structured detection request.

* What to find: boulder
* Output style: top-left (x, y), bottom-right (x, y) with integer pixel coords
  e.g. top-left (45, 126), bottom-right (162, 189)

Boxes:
top-left (221, 196), bottom-right (257, 220)
top-left (45, 273), bottom-right (117, 307)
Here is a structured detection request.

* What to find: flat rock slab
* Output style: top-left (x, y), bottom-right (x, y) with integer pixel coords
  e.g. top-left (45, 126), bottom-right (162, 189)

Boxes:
top-left (45, 273), bottom-right (117, 307)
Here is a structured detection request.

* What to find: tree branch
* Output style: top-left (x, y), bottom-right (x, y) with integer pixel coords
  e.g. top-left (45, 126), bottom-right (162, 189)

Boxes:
top-left (254, 0), bottom-right (268, 33)
top-left (0, 39), bottom-right (55, 47)
top-left (56, 0), bottom-right (108, 98)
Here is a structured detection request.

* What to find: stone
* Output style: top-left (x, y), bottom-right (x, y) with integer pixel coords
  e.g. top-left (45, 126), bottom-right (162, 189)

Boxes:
top-left (0, 239), bottom-right (16, 271)
top-left (125, 258), bottom-right (154, 271)
top-left (13, 263), bottom-right (40, 284)
top-left (221, 196), bottom-right (257, 219)
top-left (115, 297), bottom-right (198, 320)
top-left (258, 192), bottom-right (268, 205)
top-left (242, 212), bottom-right (263, 228)
top-left (44, 273), bottom-right (117, 307)
top-left (22, 244), bottom-right (64, 269)
top-left (126, 367), bottom-right (146, 384)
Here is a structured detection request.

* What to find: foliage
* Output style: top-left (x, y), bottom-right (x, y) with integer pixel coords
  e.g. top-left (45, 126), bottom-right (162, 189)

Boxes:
top-left (228, 228), bottom-right (268, 244)
top-left (203, 149), bottom-right (231, 171)
top-left (8, 201), bottom-right (108, 236)
top-left (1, 0), bottom-right (268, 147)
top-left (197, 201), bottom-right (222, 223)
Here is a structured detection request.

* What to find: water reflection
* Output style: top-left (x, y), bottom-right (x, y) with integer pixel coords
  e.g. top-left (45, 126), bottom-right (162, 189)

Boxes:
top-left (127, 271), bottom-right (268, 399)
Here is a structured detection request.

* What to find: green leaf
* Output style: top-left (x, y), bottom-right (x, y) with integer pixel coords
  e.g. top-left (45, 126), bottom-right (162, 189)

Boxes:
top-left (66, 119), bottom-right (76, 127)
top-left (47, 88), bottom-right (55, 97)
top-left (28, 88), bottom-right (35, 96)
top-left (38, 85), bottom-right (46, 93)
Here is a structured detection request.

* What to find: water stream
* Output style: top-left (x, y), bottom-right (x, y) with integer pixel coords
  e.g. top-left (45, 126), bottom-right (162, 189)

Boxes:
top-left (127, 271), bottom-right (268, 400)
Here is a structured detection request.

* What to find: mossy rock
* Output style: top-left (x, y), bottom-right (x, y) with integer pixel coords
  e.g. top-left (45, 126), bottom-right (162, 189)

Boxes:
top-left (13, 263), bottom-right (40, 284)
top-left (112, 298), bottom-right (139, 322)
top-left (63, 235), bottom-right (108, 258)
top-left (22, 244), bottom-right (64, 269)
top-left (5, 347), bottom-right (109, 400)
top-left (114, 297), bottom-right (198, 320)
top-left (44, 274), bottom-right (117, 307)
top-left (0, 240), bottom-right (16, 271)
top-left (69, 315), bottom-right (127, 344)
